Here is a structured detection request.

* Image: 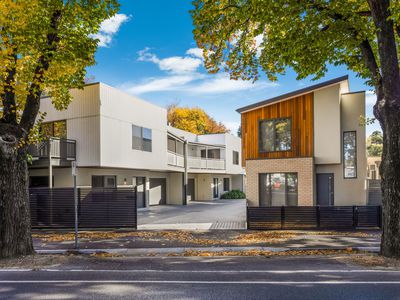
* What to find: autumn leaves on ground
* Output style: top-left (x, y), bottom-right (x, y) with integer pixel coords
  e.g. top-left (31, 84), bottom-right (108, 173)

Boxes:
top-left (33, 229), bottom-right (377, 247)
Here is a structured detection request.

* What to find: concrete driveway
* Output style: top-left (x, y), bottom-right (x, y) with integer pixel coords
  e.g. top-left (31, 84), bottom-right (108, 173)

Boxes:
top-left (138, 199), bottom-right (246, 230)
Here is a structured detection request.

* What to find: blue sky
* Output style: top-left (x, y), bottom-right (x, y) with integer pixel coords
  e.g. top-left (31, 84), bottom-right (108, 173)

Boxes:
top-left (88, 0), bottom-right (380, 136)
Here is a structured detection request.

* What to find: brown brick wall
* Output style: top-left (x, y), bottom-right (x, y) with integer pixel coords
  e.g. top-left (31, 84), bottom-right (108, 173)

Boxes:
top-left (246, 157), bottom-right (314, 206)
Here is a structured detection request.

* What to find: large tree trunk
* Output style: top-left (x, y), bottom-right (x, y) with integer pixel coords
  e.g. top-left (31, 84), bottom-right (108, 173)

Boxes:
top-left (379, 104), bottom-right (400, 257)
top-left (0, 136), bottom-right (34, 258)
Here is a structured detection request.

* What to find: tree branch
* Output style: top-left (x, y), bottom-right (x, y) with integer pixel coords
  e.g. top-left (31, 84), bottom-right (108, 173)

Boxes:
top-left (1, 51), bottom-right (17, 125)
top-left (19, 10), bottom-right (62, 135)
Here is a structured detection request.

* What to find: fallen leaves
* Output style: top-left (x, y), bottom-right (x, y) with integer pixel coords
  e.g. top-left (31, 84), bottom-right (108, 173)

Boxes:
top-left (167, 248), bottom-right (360, 257)
top-left (340, 254), bottom-right (400, 268)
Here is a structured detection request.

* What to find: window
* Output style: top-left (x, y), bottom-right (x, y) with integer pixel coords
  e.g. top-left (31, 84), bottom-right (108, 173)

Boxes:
top-left (168, 137), bottom-right (184, 155)
top-left (132, 125), bottom-right (152, 152)
top-left (259, 118), bottom-right (291, 152)
top-left (233, 151), bottom-right (239, 165)
top-left (41, 120), bottom-right (67, 138)
top-left (259, 173), bottom-right (298, 206)
top-left (223, 178), bottom-right (230, 191)
top-left (92, 175), bottom-right (117, 188)
top-left (343, 131), bottom-right (357, 178)
top-left (201, 148), bottom-right (221, 159)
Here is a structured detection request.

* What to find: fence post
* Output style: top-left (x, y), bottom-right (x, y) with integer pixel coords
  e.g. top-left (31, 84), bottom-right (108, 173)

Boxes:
top-left (316, 205), bottom-right (321, 229)
top-left (377, 206), bottom-right (382, 228)
top-left (246, 201), bottom-right (248, 230)
top-left (281, 206), bottom-right (285, 229)
top-left (353, 206), bottom-right (358, 229)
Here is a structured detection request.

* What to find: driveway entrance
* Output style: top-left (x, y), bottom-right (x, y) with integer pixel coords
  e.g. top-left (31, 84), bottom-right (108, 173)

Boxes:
top-left (138, 199), bottom-right (246, 230)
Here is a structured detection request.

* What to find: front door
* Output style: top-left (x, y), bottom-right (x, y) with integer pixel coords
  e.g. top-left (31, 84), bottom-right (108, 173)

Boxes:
top-left (213, 178), bottom-right (219, 198)
top-left (316, 173), bottom-right (334, 206)
top-left (133, 177), bottom-right (146, 208)
top-left (187, 178), bottom-right (195, 201)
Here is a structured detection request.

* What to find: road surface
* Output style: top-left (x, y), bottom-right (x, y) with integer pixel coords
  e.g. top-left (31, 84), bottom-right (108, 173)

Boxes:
top-left (0, 255), bottom-right (399, 299)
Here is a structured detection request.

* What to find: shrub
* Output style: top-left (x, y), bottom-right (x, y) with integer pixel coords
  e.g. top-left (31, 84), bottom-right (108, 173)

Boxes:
top-left (220, 190), bottom-right (246, 199)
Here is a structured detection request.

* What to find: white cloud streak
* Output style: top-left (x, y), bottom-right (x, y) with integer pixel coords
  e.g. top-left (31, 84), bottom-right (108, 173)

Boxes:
top-left (126, 47), bottom-right (278, 95)
top-left (91, 14), bottom-right (130, 47)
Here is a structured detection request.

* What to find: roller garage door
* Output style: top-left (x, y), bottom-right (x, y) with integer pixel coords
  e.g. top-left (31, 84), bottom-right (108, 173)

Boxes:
top-left (149, 178), bottom-right (166, 205)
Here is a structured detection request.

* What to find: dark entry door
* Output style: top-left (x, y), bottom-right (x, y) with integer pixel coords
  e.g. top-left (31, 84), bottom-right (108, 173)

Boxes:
top-left (316, 173), bottom-right (334, 206)
top-left (133, 177), bottom-right (146, 208)
top-left (149, 178), bottom-right (166, 205)
top-left (188, 178), bottom-right (195, 201)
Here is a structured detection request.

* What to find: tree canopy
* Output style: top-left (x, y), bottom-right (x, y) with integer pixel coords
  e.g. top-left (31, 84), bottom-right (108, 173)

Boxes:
top-left (0, 0), bottom-right (118, 140)
top-left (167, 104), bottom-right (228, 135)
top-left (191, 0), bottom-right (400, 257)
top-left (367, 130), bottom-right (383, 157)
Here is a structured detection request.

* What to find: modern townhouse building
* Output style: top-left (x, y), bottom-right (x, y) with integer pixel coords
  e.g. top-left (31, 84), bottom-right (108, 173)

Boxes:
top-left (237, 75), bottom-right (367, 207)
top-left (28, 83), bottom-right (244, 208)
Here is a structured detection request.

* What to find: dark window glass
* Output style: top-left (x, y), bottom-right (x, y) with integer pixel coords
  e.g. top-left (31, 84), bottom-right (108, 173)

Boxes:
top-left (132, 125), bottom-right (152, 152)
top-left (343, 131), bottom-right (357, 178)
top-left (92, 176), bottom-right (105, 188)
top-left (259, 173), bottom-right (298, 206)
top-left (168, 137), bottom-right (176, 152)
top-left (233, 151), bottom-right (239, 165)
top-left (132, 125), bottom-right (142, 150)
top-left (91, 175), bottom-right (116, 188)
top-left (176, 141), bottom-right (184, 155)
top-left (259, 118), bottom-right (291, 152)
top-left (223, 178), bottom-right (230, 191)
top-left (41, 120), bottom-right (67, 138)
top-left (207, 149), bottom-right (220, 159)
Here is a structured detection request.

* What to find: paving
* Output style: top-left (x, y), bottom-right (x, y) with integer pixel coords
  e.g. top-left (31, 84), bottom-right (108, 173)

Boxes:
top-left (137, 199), bottom-right (247, 230)
top-left (1, 256), bottom-right (400, 299)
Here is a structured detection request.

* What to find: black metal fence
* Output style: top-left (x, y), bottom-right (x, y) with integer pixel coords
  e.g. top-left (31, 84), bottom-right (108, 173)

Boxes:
top-left (30, 187), bottom-right (137, 229)
top-left (247, 206), bottom-right (382, 230)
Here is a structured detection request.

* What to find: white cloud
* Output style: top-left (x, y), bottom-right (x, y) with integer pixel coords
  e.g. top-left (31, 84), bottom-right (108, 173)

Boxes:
top-left (138, 48), bottom-right (202, 74)
top-left (188, 74), bottom-right (277, 94)
top-left (366, 90), bottom-right (377, 106)
top-left (127, 47), bottom-right (278, 95)
top-left (92, 14), bottom-right (130, 47)
top-left (186, 48), bottom-right (204, 59)
top-left (122, 74), bottom-right (204, 94)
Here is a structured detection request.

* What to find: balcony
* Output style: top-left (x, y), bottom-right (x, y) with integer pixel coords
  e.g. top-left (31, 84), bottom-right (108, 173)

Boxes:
top-left (29, 137), bottom-right (76, 167)
top-left (188, 156), bottom-right (225, 170)
top-left (167, 151), bottom-right (185, 168)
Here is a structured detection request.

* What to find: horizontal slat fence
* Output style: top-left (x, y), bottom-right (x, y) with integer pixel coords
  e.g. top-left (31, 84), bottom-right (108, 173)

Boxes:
top-left (29, 187), bottom-right (137, 229)
top-left (247, 206), bottom-right (382, 230)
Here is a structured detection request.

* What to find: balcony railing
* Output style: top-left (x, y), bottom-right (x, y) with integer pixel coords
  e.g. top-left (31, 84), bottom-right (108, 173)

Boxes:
top-left (188, 156), bottom-right (225, 170)
top-left (167, 151), bottom-right (185, 168)
top-left (167, 151), bottom-right (226, 170)
top-left (29, 137), bottom-right (76, 163)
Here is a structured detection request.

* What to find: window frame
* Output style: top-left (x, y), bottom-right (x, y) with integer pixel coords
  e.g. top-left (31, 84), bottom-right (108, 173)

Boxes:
top-left (223, 178), bottom-right (230, 191)
top-left (258, 117), bottom-right (292, 153)
top-left (232, 150), bottom-right (239, 165)
top-left (258, 172), bottom-right (298, 207)
top-left (343, 131), bottom-right (357, 179)
top-left (132, 124), bottom-right (152, 152)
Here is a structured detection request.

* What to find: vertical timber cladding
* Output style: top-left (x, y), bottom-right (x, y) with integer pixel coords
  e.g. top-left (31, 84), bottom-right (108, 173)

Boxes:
top-left (241, 93), bottom-right (314, 166)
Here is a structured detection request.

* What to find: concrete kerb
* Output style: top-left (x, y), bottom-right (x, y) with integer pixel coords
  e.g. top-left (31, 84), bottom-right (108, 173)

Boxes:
top-left (35, 246), bottom-right (380, 256)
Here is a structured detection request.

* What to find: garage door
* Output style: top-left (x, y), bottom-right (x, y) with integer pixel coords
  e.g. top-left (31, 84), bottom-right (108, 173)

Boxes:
top-left (149, 178), bottom-right (166, 205)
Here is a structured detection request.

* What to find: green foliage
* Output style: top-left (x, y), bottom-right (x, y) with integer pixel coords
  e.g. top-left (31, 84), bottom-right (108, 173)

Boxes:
top-left (0, 0), bottom-right (119, 139)
top-left (191, 0), bottom-right (399, 84)
top-left (220, 189), bottom-right (246, 199)
top-left (367, 130), bottom-right (383, 157)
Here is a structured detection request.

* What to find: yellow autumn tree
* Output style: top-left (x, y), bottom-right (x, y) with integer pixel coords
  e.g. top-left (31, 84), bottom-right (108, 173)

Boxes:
top-left (167, 104), bottom-right (229, 135)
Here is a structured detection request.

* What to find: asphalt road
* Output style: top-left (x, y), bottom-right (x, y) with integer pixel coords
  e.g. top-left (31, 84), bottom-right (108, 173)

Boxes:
top-left (1, 256), bottom-right (400, 299)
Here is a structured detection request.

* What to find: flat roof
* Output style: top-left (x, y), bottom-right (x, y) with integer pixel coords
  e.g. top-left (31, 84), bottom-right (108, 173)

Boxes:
top-left (236, 75), bottom-right (349, 113)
